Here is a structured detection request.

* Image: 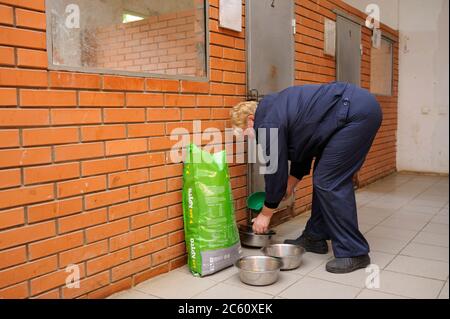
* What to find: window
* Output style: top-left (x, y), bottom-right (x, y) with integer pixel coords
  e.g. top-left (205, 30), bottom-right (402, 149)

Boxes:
top-left (370, 37), bottom-right (393, 96)
top-left (122, 12), bottom-right (146, 24)
top-left (47, 0), bottom-right (207, 79)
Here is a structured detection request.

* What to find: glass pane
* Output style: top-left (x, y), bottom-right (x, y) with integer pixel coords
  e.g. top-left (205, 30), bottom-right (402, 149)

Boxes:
top-left (48, 0), bottom-right (207, 78)
top-left (370, 38), bottom-right (393, 95)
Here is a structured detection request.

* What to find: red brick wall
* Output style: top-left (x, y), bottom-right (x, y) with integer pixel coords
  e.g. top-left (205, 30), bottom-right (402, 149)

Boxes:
top-left (0, 0), bottom-right (246, 299)
top-left (0, 0), bottom-right (397, 299)
top-left (292, 0), bottom-right (398, 212)
top-left (95, 9), bottom-right (205, 77)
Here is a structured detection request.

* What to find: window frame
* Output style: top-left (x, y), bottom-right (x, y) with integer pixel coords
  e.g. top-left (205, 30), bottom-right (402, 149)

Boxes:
top-left (370, 35), bottom-right (394, 97)
top-left (45, 0), bottom-right (210, 82)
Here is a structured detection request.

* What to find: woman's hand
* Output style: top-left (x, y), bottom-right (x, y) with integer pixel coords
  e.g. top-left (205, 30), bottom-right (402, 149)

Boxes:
top-left (283, 175), bottom-right (300, 200)
top-left (252, 206), bottom-right (275, 234)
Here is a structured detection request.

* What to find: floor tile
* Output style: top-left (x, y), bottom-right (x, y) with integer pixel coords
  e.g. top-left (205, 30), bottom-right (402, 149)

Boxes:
top-left (422, 223), bottom-right (449, 235)
top-left (386, 173), bottom-right (415, 182)
top-left (370, 250), bottom-right (401, 270)
top-left (273, 222), bottom-right (303, 234)
top-left (359, 205), bottom-right (398, 215)
top-left (380, 211), bottom-right (432, 231)
top-left (431, 214), bottom-right (449, 225)
top-left (108, 289), bottom-right (159, 299)
top-left (289, 251), bottom-right (333, 275)
top-left (415, 193), bottom-right (449, 203)
top-left (395, 211), bottom-right (434, 220)
top-left (284, 214), bottom-right (310, 227)
top-left (359, 223), bottom-right (375, 234)
top-left (241, 247), bottom-right (265, 257)
top-left (224, 271), bottom-right (303, 296)
top-left (355, 193), bottom-right (380, 206)
top-left (175, 264), bottom-right (239, 282)
top-left (364, 183), bottom-right (396, 193)
top-left (379, 192), bottom-right (414, 200)
top-left (400, 204), bottom-right (442, 215)
top-left (387, 186), bottom-right (424, 196)
top-left (207, 266), bottom-right (240, 282)
top-left (272, 224), bottom-right (304, 242)
top-left (278, 277), bottom-right (361, 299)
top-left (365, 234), bottom-right (409, 254)
top-left (438, 280), bottom-right (449, 299)
top-left (365, 199), bottom-right (405, 210)
top-left (373, 192), bottom-right (412, 202)
top-left (192, 283), bottom-right (273, 299)
top-left (385, 255), bottom-right (449, 280)
top-left (413, 231), bottom-right (449, 248)
top-left (377, 270), bottom-right (445, 299)
top-left (422, 189), bottom-right (450, 198)
top-left (356, 187), bottom-right (387, 195)
top-left (366, 225), bottom-right (418, 242)
top-left (112, 173), bottom-right (449, 300)
top-left (357, 213), bottom-right (389, 226)
top-left (307, 251), bottom-right (395, 288)
top-left (408, 198), bottom-right (448, 209)
top-left (356, 289), bottom-right (409, 299)
top-left (177, 263), bottom-right (246, 283)
top-left (357, 206), bottom-right (394, 225)
top-left (407, 177), bottom-right (440, 186)
top-left (134, 270), bottom-right (216, 299)
top-left (401, 242), bottom-right (449, 262)
top-left (175, 264), bottom-right (191, 274)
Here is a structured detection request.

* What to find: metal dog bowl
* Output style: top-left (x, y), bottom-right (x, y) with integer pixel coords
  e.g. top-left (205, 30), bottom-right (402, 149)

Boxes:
top-left (235, 256), bottom-right (283, 286)
top-left (238, 224), bottom-right (275, 248)
top-left (261, 244), bottom-right (305, 270)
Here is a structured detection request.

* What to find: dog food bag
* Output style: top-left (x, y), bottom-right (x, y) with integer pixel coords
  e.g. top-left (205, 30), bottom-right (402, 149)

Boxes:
top-left (182, 144), bottom-right (241, 276)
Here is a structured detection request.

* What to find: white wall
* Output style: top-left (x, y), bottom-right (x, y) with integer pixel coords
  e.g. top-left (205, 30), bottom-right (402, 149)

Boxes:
top-left (343, 0), bottom-right (399, 29)
top-left (344, 0), bottom-right (449, 174)
top-left (397, 0), bottom-right (449, 173)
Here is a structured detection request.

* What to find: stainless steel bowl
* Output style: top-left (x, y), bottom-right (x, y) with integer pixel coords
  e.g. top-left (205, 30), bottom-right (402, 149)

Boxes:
top-left (238, 225), bottom-right (275, 248)
top-left (261, 244), bottom-right (304, 270)
top-left (235, 256), bottom-right (283, 286)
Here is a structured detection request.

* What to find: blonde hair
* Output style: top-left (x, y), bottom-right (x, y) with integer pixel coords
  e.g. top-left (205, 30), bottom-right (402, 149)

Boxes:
top-left (230, 101), bottom-right (258, 129)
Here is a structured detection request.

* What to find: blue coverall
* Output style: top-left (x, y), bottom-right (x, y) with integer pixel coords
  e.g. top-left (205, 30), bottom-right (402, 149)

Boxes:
top-left (254, 82), bottom-right (382, 258)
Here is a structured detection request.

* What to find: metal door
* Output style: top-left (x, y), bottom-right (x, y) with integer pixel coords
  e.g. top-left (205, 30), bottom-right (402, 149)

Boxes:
top-left (246, 0), bottom-right (295, 210)
top-left (336, 15), bottom-right (361, 86)
top-left (246, 0), bottom-right (295, 96)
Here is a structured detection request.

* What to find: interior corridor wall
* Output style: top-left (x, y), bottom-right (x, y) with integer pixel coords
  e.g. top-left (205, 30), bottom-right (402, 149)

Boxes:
top-left (397, 0), bottom-right (449, 174)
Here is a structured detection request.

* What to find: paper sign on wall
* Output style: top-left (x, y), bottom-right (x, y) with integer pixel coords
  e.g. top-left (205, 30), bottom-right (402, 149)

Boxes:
top-left (324, 18), bottom-right (336, 56)
top-left (219, 0), bottom-right (242, 32)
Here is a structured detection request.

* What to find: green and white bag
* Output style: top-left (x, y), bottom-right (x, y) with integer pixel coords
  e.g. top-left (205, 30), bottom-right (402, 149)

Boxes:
top-left (182, 144), bottom-right (241, 276)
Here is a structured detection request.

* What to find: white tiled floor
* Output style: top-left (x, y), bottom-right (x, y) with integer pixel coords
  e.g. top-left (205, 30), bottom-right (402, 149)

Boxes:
top-left (109, 173), bottom-right (449, 299)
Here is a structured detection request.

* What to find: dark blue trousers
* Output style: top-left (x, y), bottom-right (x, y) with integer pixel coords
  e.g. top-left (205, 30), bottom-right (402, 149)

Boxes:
top-left (303, 87), bottom-right (382, 258)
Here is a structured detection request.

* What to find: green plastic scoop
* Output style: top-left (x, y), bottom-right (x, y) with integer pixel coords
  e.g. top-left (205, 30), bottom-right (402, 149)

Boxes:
top-left (246, 191), bottom-right (266, 212)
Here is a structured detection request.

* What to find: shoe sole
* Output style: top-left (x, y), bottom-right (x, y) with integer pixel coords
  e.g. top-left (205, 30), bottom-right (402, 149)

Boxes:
top-left (304, 247), bottom-right (329, 254)
top-left (325, 260), bottom-right (370, 274)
